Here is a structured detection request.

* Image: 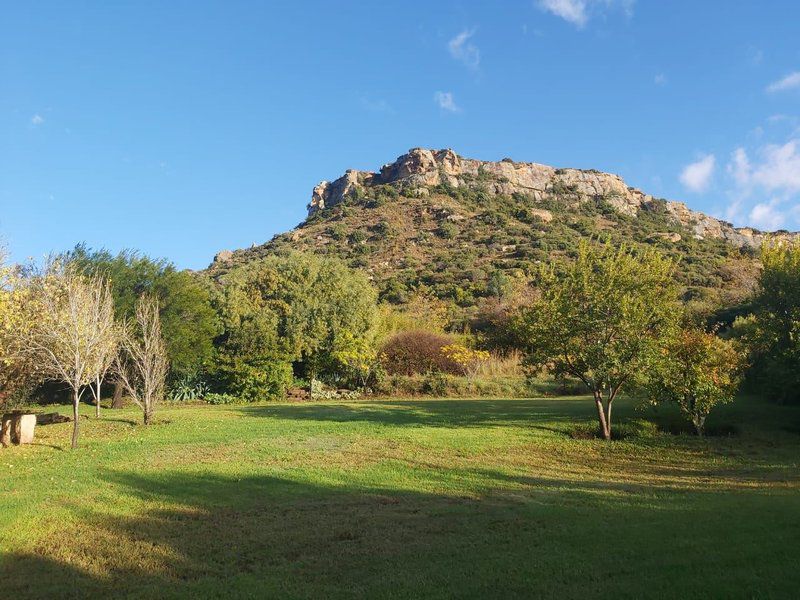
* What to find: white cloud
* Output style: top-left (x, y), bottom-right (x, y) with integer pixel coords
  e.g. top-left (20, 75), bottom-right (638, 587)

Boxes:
top-left (537, 0), bottom-right (588, 27)
top-left (751, 140), bottom-right (800, 193)
top-left (731, 140), bottom-right (800, 195)
top-left (749, 200), bottom-right (785, 230)
top-left (536, 0), bottom-right (634, 28)
top-left (767, 71), bottom-right (800, 93)
top-left (724, 138), bottom-right (800, 231)
top-left (30, 114), bottom-right (44, 125)
top-left (654, 73), bottom-right (667, 86)
top-left (679, 154), bottom-right (716, 193)
top-left (448, 29), bottom-right (480, 69)
top-left (434, 91), bottom-right (460, 113)
top-left (727, 147), bottom-right (751, 186)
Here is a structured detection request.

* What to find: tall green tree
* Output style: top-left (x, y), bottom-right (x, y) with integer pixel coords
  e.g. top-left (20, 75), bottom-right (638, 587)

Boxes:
top-left (215, 252), bottom-right (377, 398)
top-left (517, 241), bottom-right (679, 439)
top-left (63, 245), bottom-right (220, 379)
top-left (750, 240), bottom-right (800, 403)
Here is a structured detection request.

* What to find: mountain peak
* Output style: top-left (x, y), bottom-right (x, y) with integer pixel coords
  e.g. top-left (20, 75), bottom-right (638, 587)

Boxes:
top-left (306, 148), bottom-right (792, 248)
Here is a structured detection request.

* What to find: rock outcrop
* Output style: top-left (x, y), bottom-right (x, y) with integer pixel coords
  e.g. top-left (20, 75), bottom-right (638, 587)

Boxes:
top-left (307, 148), bottom-right (797, 248)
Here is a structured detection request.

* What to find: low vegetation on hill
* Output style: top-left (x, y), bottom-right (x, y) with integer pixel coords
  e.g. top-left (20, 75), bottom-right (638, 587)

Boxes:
top-left (208, 150), bottom-right (767, 329)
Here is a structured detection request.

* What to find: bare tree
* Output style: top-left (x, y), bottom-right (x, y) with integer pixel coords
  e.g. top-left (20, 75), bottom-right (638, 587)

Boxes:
top-left (86, 319), bottom-right (120, 418)
top-left (115, 295), bottom-right (168, 425)
top-left (23, 265), bottom-right (117, 448)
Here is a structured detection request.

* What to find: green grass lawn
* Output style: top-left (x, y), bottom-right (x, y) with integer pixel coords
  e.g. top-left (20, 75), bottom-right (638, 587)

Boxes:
top-left (1, 395), bottom-right (799, 599)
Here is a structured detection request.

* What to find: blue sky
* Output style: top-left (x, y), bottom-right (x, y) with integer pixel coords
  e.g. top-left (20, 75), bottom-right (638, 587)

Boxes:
top-left (2, 1), bottom-right (799, 269)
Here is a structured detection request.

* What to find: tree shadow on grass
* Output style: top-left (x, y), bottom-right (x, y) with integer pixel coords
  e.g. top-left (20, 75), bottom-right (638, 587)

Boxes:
top-left (234, 398), bottom-right (597, 432)
top-left (2, 468), bottom-right (799, 599)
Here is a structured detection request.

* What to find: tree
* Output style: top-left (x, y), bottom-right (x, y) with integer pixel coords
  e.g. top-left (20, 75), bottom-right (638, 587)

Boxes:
top-left (115, 295), bottom-right (169, 425)
top-left (750, 239), bottom-right (800, 403)
top-left (86, 318), bottom-right (120, 417)
top-left (642, 327), bottom-right (745, 436)
top-left (517, 241), bottom-right (679, 440)
top-left (23, 266), bottom-right (117, 448)
top-left (215, 252), bottom-right (377, 397)
top-left (63, 245), bottom-right (219, 380)
top-left (331, 330), bottom-right (378, 388)
top-left (0, 249), bottom-right (33, 408)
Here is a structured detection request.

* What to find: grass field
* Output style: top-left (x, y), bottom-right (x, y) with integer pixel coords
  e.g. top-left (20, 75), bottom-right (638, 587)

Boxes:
top-left (1, 395), bottom-right (799, 599)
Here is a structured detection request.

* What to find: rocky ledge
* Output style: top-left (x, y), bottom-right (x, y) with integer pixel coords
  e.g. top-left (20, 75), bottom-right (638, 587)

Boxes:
top-left (308, 148), bottom-right (797, 248)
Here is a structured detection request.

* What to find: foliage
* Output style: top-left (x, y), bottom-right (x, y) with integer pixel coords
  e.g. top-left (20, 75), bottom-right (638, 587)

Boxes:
top-left (169, 374), bottom-right (210, 401)
top-left (214, 252), bottom-right (378, 390)
top-left (640, 327), bottom-right (746, 435)
top-left (210, 356), bottom-right (293, 402)
top-left (0, 253), bottom-right (39, 408)
top-left (233, 179), bottom-right (760, 334)
top-left (516, 240), bottom-right (679, 439)
top-left (440, 344), bottom-right (490, 377)
top-left (203, 392), bottom-right (238, 405)
top-left (379, 330), bottom-right (462, 375)
top-left (330, 330), bottom-right (378, 388)
top-left (64, 245), bottom-right (220, 378)
top-left (20, 265), bottom-right (118, 447)
top-left (748, 240), bottom-right (800, 403)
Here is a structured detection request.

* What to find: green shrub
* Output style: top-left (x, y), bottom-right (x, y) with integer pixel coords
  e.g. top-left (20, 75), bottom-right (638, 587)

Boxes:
top-left (422, 372), bottom-right (450, 396)
top-left (212, 358), bottom-right (293, 402)
top-left (438, 222), bottom-right (458, 239)
top-left (204, 392), bottom-right (238, 405)
top-left (169, 375), bottom-right (210, 401)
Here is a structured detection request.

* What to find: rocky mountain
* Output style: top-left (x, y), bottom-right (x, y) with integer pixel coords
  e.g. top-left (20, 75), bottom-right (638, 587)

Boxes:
top-left (307, 148), bottom-right (786, 248)
top-left (209, 148), bottom-right (798, 317)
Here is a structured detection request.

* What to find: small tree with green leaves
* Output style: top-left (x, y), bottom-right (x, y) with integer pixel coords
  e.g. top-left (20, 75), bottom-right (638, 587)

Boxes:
top-left (331, 330), bottom-right (378, 389)
top-left (643, 327), bottom-right (745, 436)
top-left (517, 240), bottom-right (679, 440)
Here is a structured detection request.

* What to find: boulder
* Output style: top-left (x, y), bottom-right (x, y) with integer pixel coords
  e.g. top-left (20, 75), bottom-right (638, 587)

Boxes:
top-left (1, 413), bottom-right (36, 446)
top-left (14, 414), bottom-right (36, 444)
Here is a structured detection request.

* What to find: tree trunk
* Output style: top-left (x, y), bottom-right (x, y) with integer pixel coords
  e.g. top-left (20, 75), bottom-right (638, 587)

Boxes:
top-left (95, 378), bottom-right (101, 418)
top-left (143, 409), bottom-right (151, 426)
top-left (71, 388), bottom-right (80, 449)
top-left (111, 381), bottom-right (124, 409)
top-left (593, 392), bottom-right (611, 440)
top-left (693, 415), bottom-right (705, 437)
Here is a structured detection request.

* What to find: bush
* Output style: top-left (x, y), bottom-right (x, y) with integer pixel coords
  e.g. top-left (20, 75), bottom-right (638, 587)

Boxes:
top-left (212, 358), bottom-right (293, 402)
top-left (169, 374), bottom-right (210, 401)
top-left (204, 392), bottom-right (238, 405)
top-left (438, 222), bottom-right (458, 239)
top-left (422, 372), bottom-right (449, 396)
top-left (380, 330), bottom-right (462, 375)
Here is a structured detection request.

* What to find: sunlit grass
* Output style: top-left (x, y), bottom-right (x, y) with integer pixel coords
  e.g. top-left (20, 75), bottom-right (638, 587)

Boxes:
top-left (1, 395), bottom-right (799, 598)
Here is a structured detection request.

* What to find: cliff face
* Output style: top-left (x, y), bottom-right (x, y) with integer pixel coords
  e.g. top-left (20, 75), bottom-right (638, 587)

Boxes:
top-left (308, 148), bottom-right (794, 248)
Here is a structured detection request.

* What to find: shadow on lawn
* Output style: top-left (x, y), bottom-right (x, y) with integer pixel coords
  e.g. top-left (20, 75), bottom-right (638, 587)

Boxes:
top-left (3, 468), bottom-right (800, 599)
top-left (234, 398), bottom-right (594, 432)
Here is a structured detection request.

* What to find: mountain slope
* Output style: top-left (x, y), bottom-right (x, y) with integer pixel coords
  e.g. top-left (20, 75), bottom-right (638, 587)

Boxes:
top-left (208, 148), bottom-right (797, 315)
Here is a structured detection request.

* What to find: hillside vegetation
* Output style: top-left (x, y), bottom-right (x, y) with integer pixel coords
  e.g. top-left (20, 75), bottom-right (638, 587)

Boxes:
top-left (208, 149), bottom-right (779, 325)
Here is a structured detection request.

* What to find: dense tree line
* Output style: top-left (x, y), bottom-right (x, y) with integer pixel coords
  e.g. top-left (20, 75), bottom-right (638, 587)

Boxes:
top-left (1, 238), bottom-right (798, 447)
